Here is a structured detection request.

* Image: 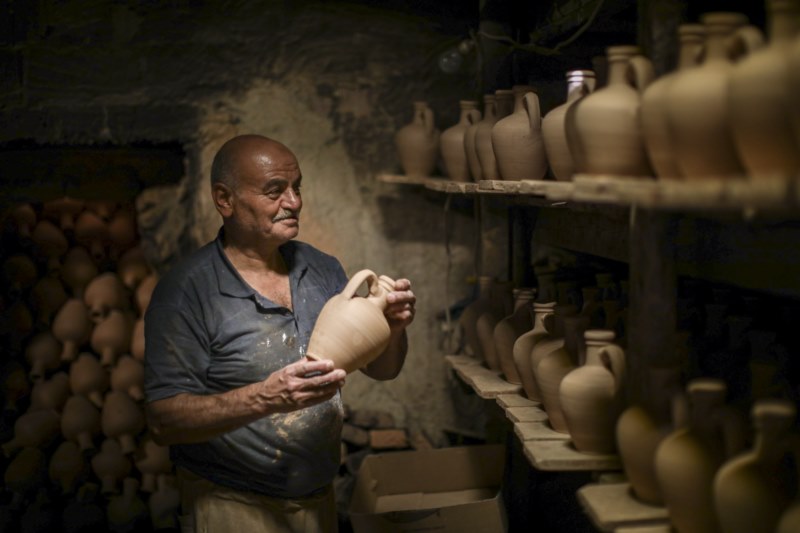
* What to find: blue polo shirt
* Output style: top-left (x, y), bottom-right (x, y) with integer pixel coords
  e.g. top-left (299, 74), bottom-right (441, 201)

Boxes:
top-left (143, 229), bottom-right (348, 498)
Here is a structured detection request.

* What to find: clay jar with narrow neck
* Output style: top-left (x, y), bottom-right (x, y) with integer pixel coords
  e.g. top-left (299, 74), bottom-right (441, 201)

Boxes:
top-left (61, 246), bottom-right (98, 299)
top-left (52, 298), bottom-right (93, 363)
top-left (102, 390), bottom-right (145, 455)
top-left (667, 12), bottom-right (763, 179)
top-left (395, 101), bottom-right (440, 177)
top-left (459, 276), bottom-right (494, 362)
top-left (567, 46), bottom-right (655, 177)
top-left (32, 220), bottom-right (69, 274)
top-left (494, 288), bottom-right (536, 384)
top-left (641, 24), bottom-right (706, 179)
top-left (62, 394), bottom-right (102, 452)
top-left (440, 100), bottom-right (481, 182)
top-left (512, 301), bottom-right (556, 401)
top-left (465, 94), bottom-right (494, 181)
top-left (542, 70), bottom-right (596, 181)
top-left (560, 329), bottom-right (626, 453)
top-left (49, 440), bottom-right (85, 494)
top-left (491, 85), bottom-right (547, 181)
top-left (730, 0), bottom-right (800, 180)
top-left (475, 280), bottom-right (514, 371)
top-left (306, 270), bottom-right (393, 373)
top-left (476, 94), bottom-right (501, 180)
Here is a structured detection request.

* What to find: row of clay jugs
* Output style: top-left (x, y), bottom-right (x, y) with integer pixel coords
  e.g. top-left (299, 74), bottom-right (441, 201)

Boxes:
top-left (440, 100), bottom-right (481, 182)
top-left (568, 45), bottom-right (654, 177)
top-left (542, 70), bottom-right (596, 181)
top-left (492, 85), bottom-right (547, 181)
top-left (494, 287), bottom-right (536, 384)
top-left (395, 101), bottom-right (440, 177)
top-left (513, 301), bottom-right (556, 401)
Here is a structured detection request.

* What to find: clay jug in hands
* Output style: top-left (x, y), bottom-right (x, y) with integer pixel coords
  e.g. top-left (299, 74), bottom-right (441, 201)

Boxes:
top-left (91, 309), bottom-right (134, 368)
top-left (465, 94), bottom-right (494, 181)
top-left (494, 288), bottom-right (536, 384)
top-left (492, 85), bottom-right (548, 181)
top-left (62, 394), bottom-right (102, 452)
top-left (395, 101), bottom-right (440, 177)
top-left (102, 390), bottom-right (145, 455)
top-left (542, 70), bottom-right (596, 181)
top-left (70, 352), bottom-right (109, 408)
top-left (52, 298), bottom-right (92, 362)
top-left (512, 301), bottom-right (556, 401)
top-left (641, 24), bottom-right (706, 179)
top-left (568, 46), bottom-right (655, 177)
top-left (476, 93), bottom-right (501, 180)
top-left (440, 100), bottom-right (481, 182)
top-left (306, 269), bottom-right (394, 374)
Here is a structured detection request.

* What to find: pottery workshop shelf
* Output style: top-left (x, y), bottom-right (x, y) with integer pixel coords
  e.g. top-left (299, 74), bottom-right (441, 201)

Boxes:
top-left (576, 482), bottom-right (670, 533)
top-left (443, 355), bottom-right (521, 399)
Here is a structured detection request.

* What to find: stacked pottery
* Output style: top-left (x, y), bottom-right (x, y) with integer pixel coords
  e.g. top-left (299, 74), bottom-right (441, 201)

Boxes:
top-left (494, 288), bottom-right (536, 384)
top-left (641, 24), bottom-right (706, 179)
top-left (440, 100), bottom-right (481, 182)
top-left (491, 85), bottom-right (547, 181)
top-left (395, 101), bottom-right (440, 177)
top-left (476, 93), bottom-right (501, 180)
top-left (729, 0), bottom-right (800, 181)
top-left (567, 46), bottom-right (655, 177)
top-left (714, 399), bottom-right (797, 533)
top-left (542, 70), bottom-right (596, 181)
top-left (43, 197), bottom-right (85, 233)
top-left (512, 301), bottom-right (556, 401)
top-left (667, 12), bottom-right (764, 179)
top-left (465, 94), bottom-right (494, 181)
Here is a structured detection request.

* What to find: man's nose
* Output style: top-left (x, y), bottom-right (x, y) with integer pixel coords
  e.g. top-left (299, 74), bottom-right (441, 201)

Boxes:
top-left (281, 188), bottom-right (301, 208)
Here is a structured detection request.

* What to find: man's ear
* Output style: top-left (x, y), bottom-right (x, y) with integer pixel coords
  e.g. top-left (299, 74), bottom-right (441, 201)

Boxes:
top-left (212, 182), bottom-right (234, 217)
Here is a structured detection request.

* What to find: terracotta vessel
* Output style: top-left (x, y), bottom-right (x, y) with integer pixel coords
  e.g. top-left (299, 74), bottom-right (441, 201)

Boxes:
top-left (91, 309), bottom-right (134, 368)
top-left (458, 276), bottom-right (494, 361)
top-left (131, 318), bottom-right (145, 362)
top-left (560, 329), bottom-right (625, 453)
top-left (62, 394), bottom-right (102, 452)
top-left (134, 273), bottom-right (158, 316)
top-left (2, 408), bottom-right (61, 457)
top-left (6, 300), bottom-right (34, 351)
top-left (475, 280), bottom-right (514, 371)
top-left (4, 447), bottom-right (47, 506)
top-left (134, 436), bottom-right (172, 493)
top-left (30, 276), bottom-right (68, 326)
top-left (494, 288), bottom-right (536, 384)
top-left (2, 361), bottom-right (31, 413)
top-left (111, 355), bottom-right (144, 402)
top-left (512, 301), bottom-right (556, 401)
top-left (84, 272), bottom-right (130, 324)
top-left (641, 24), bottom-right (706, 179)
top-left (91, 438), bottom-right (132, 494)
top-left (491, 85), bottom-right (547, 181)
top-left (102, 390), bottom-right (145, 454)
top-left (29, 372), bottom-right (70, 413)
top-left (52, 298), bottom-right (93, 362)
top-left (730, 0), bottom-right (800, 180)
top-left (542, 70), bottom-right (596, 181)
top-left (43, 196), bottom-right (85, 233)
top-left (49, 440), bottom-right (86, 494)
top-left (567, 45), bottom-right (655, 177)
top-left (6, 203), bottom-right (36, 239)
top-left (465, 94), bottom-right (494, 181)
top-left (25, 331), bottom-right (62, 382)
top-left (306, 270), bottom-right (393, 373)
top-left (107, 477), bottom-right (149, 532)
top-left (116, 246), bottom-right (151, 290)
top-left (667, 12), bottom-right (764, 179)
top-left (149, 474), bottom-right (180, 530)
top-left (494, 88), bottom-right (515, 119)
top-left (107, 206), bottom-right (138, 260)
top-left (3, 253), bottom-right (38, 296)
top-left (440, 100), bottom-right (481, 182)
top-left (74, 210), bottom-right (109, 261)
top-left (655, 379), bottom-right (747, 533)
top-left (395, 101), bottom-right (440, 177)
top-left (86, 199), bottom-right (117, 221)
top-left (61, 246), bottom-right (99, 299)
top-left (476, 93), bottom-right (501, 180)
top-left (69, 352), bottom-right (109, 408)
top-left (714, 399), bottom-right (796, 533)
top-left (31, 219), bottom-right (69, 274)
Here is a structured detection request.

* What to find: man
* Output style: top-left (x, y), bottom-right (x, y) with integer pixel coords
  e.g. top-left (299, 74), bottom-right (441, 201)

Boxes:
top-left (143, 134), bottom-right (415, 532)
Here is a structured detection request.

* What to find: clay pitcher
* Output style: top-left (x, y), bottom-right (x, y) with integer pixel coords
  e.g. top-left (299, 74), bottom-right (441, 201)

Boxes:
top-left (491, 85), bottom-right (547, 181)
top-left (476, 93), bottom-right (501, 180)
top-left (713, 399), bottom-right (797, 533)
top-left (101, 390), bottom-right (145, 455)
top-left (306, 269), bottom-right (393, 374)
top-left (52, 298), bottom-right (93, 362)
top-left (62, 394), bottom-right (102, 452)
top-left (49, 440), bottom-right (86, 494)
top-left (730, 0), bottom-right (800, 181)
top-left (459, 276), bottom-right (494, 361)
top-left (111, 355), bottom-right (145, 402)
top-left (43, 196), bottom-right (85, 233)
top-left (542, 70), bottom-right (596, 181)
top-left (440, 100), bottom-right (481, 182)
top-left (69, 352), bottom-right (109, 408)
top-left (494, 88), bottom-right (514, 119)
top-left (30, 276), bottom-right (68, 326)
top-left (31, 220), bottom-right (69, 274)
top-left (25, 331), bottom-right (62, 382)
top-left (91, 438), bottom-right (132, 495)
top-left (465, 94), bottom-right (494, 181)
top-left (61, 246), bottom-right (99, 299)
top-left (116, 246), bottom-right (151, 291)
top-left (494, 288), bottom-right (536, 384)
top-left (84, 272), bottom-right (130, 324)
top-left (74, 209), bottom-right (109, 262)
top-left (475, 280), bottom-right (514, 371)
top-left (641, 24), bottom-right (706, 179)
top-left (559, 329), bottom-right (626, 453)
top-left (567, 45), bottom-right (655, 177)
top-left (134, 436), bottom-right (172, 493)
top-left (2, 408), bottom-right (61, 457)
top-left (395, 101), bottom-right (440, 177)
top-left (512, 301), bottom-right (556, 401)
top-left (29, 372), bottom-right (70, 413)
top-left (91, 309), bottom-right (134, 368)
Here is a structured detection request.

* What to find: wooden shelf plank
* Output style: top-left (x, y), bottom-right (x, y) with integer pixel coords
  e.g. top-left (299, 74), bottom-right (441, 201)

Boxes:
top-left (576, 482), bottom-right (670, 533)
top-left (523, 440), bottom-right (621, 471)
top-left (424, 178), bottom-right (478, 194)
top-left (495, 392), bottom-right (540, 410)
top-left (505, 406), bottom-right (548, 423)
top-left (443, 355), bottom-right (521, 399)
top-left (615, 526), bottom-right (671, 533)
top-left (376, 173), bottom-right (434, 185)
top-left (514, 420), bottom-right (570, 441)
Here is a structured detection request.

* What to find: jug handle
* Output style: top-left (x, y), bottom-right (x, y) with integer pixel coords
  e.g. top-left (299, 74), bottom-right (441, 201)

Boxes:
top-left (727, 25), bottom-right (765, 61)
top-left (599, 344), bottom-right (626, 394)
top-left (523, 92), bottom-right (541, 130)
top-left (422, 105), bottom-right (435, 136)
top-left (542, 312), bottom-right (556, 334)
top-left (627, 55), bottom-right (655, 94)
top-left (341, 269), bottom-right (378, 300)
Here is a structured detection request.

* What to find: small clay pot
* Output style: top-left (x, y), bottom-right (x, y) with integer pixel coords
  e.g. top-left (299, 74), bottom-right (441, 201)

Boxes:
top-left (90, 309), bottom-right (134, 368)
top-left (102, 390), bottom-right (145, 455)
top-left (43, 197), bottom-right (85, 233)
top-left (84, 272), bottom-right (130, 324)
top-left (69, 352), bottom-right (109, 409)
top-left (2, 408), bottom-right (61, 457)
top-left (61, 247), bottom-right (99, 299)
top-left (29, 372), bottom-right (70, 413)
top-left (74, 210), bottom-right (109, 262)
top-left (91, 438), bottom-right (132, 495)
top-left (134, 436), bottom-right (172, 493)
top-left (48, 440), bottom-right (86, 494)
top-left (111, 355), bottom-right (144, 402)
top-left (29, 276), bottom-right (68, 326)
top-left (25, 331), bottom-right (63, 382)
top-left (61, 394), bottom-right (102, 452)
top-left (116, 247), bottom-right (151, 290)
top-left (52, 298), bottom-right (93, 362)
top-left (31, 220), bottom-right (69, 274)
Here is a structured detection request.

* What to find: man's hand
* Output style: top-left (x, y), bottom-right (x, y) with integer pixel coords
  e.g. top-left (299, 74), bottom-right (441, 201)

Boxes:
top-left (256, 358), bottom-right (346, 413)
top-left (384, 278), bottom-right (416, 333)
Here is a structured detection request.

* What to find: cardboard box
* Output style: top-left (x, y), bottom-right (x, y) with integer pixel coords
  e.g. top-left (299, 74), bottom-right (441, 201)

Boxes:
top-left (348, 444), bottom-right (507, 533)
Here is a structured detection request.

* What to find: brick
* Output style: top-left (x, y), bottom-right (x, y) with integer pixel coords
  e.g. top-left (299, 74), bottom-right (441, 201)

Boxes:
top-left (369, 428), bottom-right (409, 450)
top-left (408, 431), bottom-right (435, 450)
top-left (340, 423), bottom-right (370, 447)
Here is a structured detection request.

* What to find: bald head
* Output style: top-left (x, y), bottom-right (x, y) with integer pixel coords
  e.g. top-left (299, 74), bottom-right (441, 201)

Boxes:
top-left (211, 134), bottom-right (296, 189)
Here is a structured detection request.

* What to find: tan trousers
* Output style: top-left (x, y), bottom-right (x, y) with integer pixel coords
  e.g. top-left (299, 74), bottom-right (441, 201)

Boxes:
top-left (177, 468), bottom-right (338, 533)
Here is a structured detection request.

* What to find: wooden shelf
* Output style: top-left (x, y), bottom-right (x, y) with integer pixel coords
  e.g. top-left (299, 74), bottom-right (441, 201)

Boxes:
top-left (443, 355), bottom-right (522, 399)
top-left (577, 482), bottom-right (670, 533)
top-left (523, 440), bottom-right (621, 472)
top-left (495, 392), bottom-right (540, 410)
top-left (505, 406), bottom-right (548, 423)
top-left (514, 421), bottom-right (571, 441)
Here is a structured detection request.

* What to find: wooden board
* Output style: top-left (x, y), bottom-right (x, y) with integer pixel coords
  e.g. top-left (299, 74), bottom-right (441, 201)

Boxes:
top-left (576, 482), bottom-right (670, 533)
top-left (523, 439), bottom-right (621, 471)
top-left (514, 421), bottom-right (570, 441)
top-left (505, 406), bottom-right (549, 423)
top-left (444, 355), bottom-right (521, 399)
top-left (495, 392), bottom-right (540, 410)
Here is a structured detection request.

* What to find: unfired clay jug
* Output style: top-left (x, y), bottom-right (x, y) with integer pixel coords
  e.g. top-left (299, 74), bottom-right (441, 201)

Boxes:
top-left (25, 331), bottom-right (62, 382)
top-left (61, 246), bottom-right (98, 299)
top-left (641, 24), bottom-right (706, 179)
top-left (2, 361), bottom-right (30, 413)
top-left (111, 355), bottom-right (144, 402)
top-left (459, 276), bottom-right (494, 361)
top-left (729, 0), bottom-right (800, 181)
top-left (91, 309), bottom-right (134, 368)
top-left (713, 399), bottom-right (797, 533)
top-left (2, 408), bottom-right (61, 457)
top-left (4, 447), bottom-right (47, 506)
top-left (464, 94), bottom-right (493, 181)
top-left (31, 219), bottom-right (69, 274)
top-left (43, 196), bottom-right (84, 233)
top-left (30, 276), bottom-right (68, 326)
top-left (440, 100), bottom-right (481, 182)
top-left (49, 440), bottom-right (86, 494)
top-left (512, 301), bottom-right (556, 401)
top-left (52, 298), bottom-right (93, 362)
top-left (69, 352), bottom-right (110, 408)
top-left (116, 246), bottom-right (151, 290)
top-left (29, 372), bottom-right (70, 413)
top-left (149, 474), bottom-right (180, 530)
top-left (61, 482), bottom-right (107, 533)
top-left (62, 394), bottom-right (102, 452)
top-left (494, 288), bottom-right (536, 384)
top-left (560, 329), bottom-right (625, 453)
top-left (7, 202), bottom-right (36, 239)
top-left (475, 280), bottom-right (514, 371)
top-left (91, 438), bottom-right (132, 495)
top-left (491, 85), bottom-right (547, 181)
top-left (84, 272), bottom-right (130, 324)
top-left (476, 93), bottom-right (501, 180)
top-left (306, 269), bottom-right (394, 373)
top-left (3, 253), bottom-right (37, 296)
top-left (395, 101), bottom-right (440, 177)
top-left (134, 436), bottom-right (172, 493)
top-left (102, 390), bottom-right (145, 455)
top-left (107, 477), bottom-right (149, 532)
top-left (74, 209), bottom-right (109, 262)
top-left (107, 206), bottom-right (137, 260)
top-left (667, 12), bottom-right (764, 180)
top-left (567, 45), bottom-right (655, 177)
top-left (542, 70), bottom-right (596, 181)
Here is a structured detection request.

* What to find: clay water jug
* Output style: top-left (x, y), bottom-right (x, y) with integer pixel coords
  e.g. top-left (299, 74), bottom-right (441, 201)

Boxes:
top-left (3, 253), bottom-right (37, 297)
top-left (131, 318), bottom-right (145, 362)
top-left (476, 93), bottom-right (501, 180)
top-left (459, 276), bottom-right (494, 361)
top-left (730, 0), bottom-right (800, 180)
top-left (655, 378), bottom-right (747, 533)
top-left (91, 438), bottom-right (132, 494)
top-left (667, 12), bottom-right (764, 179)
top-left (107, 206), bottom-right (137, 261)
top-left (25, 330), bottom-right (62, 382)
top-left (512, 301), bottom-right (556, 401)
top-left (306, 270), bottom-right (394, 373)
top-left (395, 101), bottom-right (440, 177)
top-left (149, 474), bottom-right (180, 530)
top-left (107, 477), bottom-right (149, 532)
top-left (91, 309), bottom-right (134, 368)
top-left (43, 196), bottom-right (84, 233)
top-left (52, 298), bottom-right (92, 362)
top-left (440, 100), bottom-right (481, 182)
top-left (465, 94), bottom-right (493, 181)
top-left (111, 355), bottom-right (144, 402)
top-left (475, 280), bottom-right (514, 371)
top-left (494, 288), bottom-right (536, 384)
top-left (61, 246), bottom-right (98, 298)
top-left (494, 88), bottom-right (514, 119)
top-left (30, 275), bottom-right (68, 326)
top-left (491, 85), bottom-right (547, 181)
top-left (134, 273), bottom-right (158, 316)
top-left (2, 408), bottom-right (61, 457)
top-left (84, 272), bottom-right (130, 324)
top-left (714, 399), bottom-right (797, 533)
top-left (116, 246), bottom-right (151, 290)
top-left (567, 45), bottom-right (655, 177)
top-left (4, 447), bottom-right (47, 507)
top-left (29, 372), bottom-right (70, 412)
top-left (62, 394), bottom-right (101, 452)
top-left (560, 329), bottom-right (625, 453)
top-left (69, 352), bottom-right (109, 408)
top-left (31, 219), bottom-right (69, 274)
top-left (641, 24), bottom-right (706, 179)
top-left (102, 390), bottom-right (145, 454)
top-left (134, 436), bottom-right (172, 493)
top-left (542, 70), bottom-right (596, 181)
top-left (49, 440), bottom-right (86, 494)
top-left (74, 209), bottom-right (109, 262)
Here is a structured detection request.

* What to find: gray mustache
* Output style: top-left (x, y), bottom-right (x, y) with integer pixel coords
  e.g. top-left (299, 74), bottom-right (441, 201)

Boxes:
top-left (273, 210), bottom-right (298, 222)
